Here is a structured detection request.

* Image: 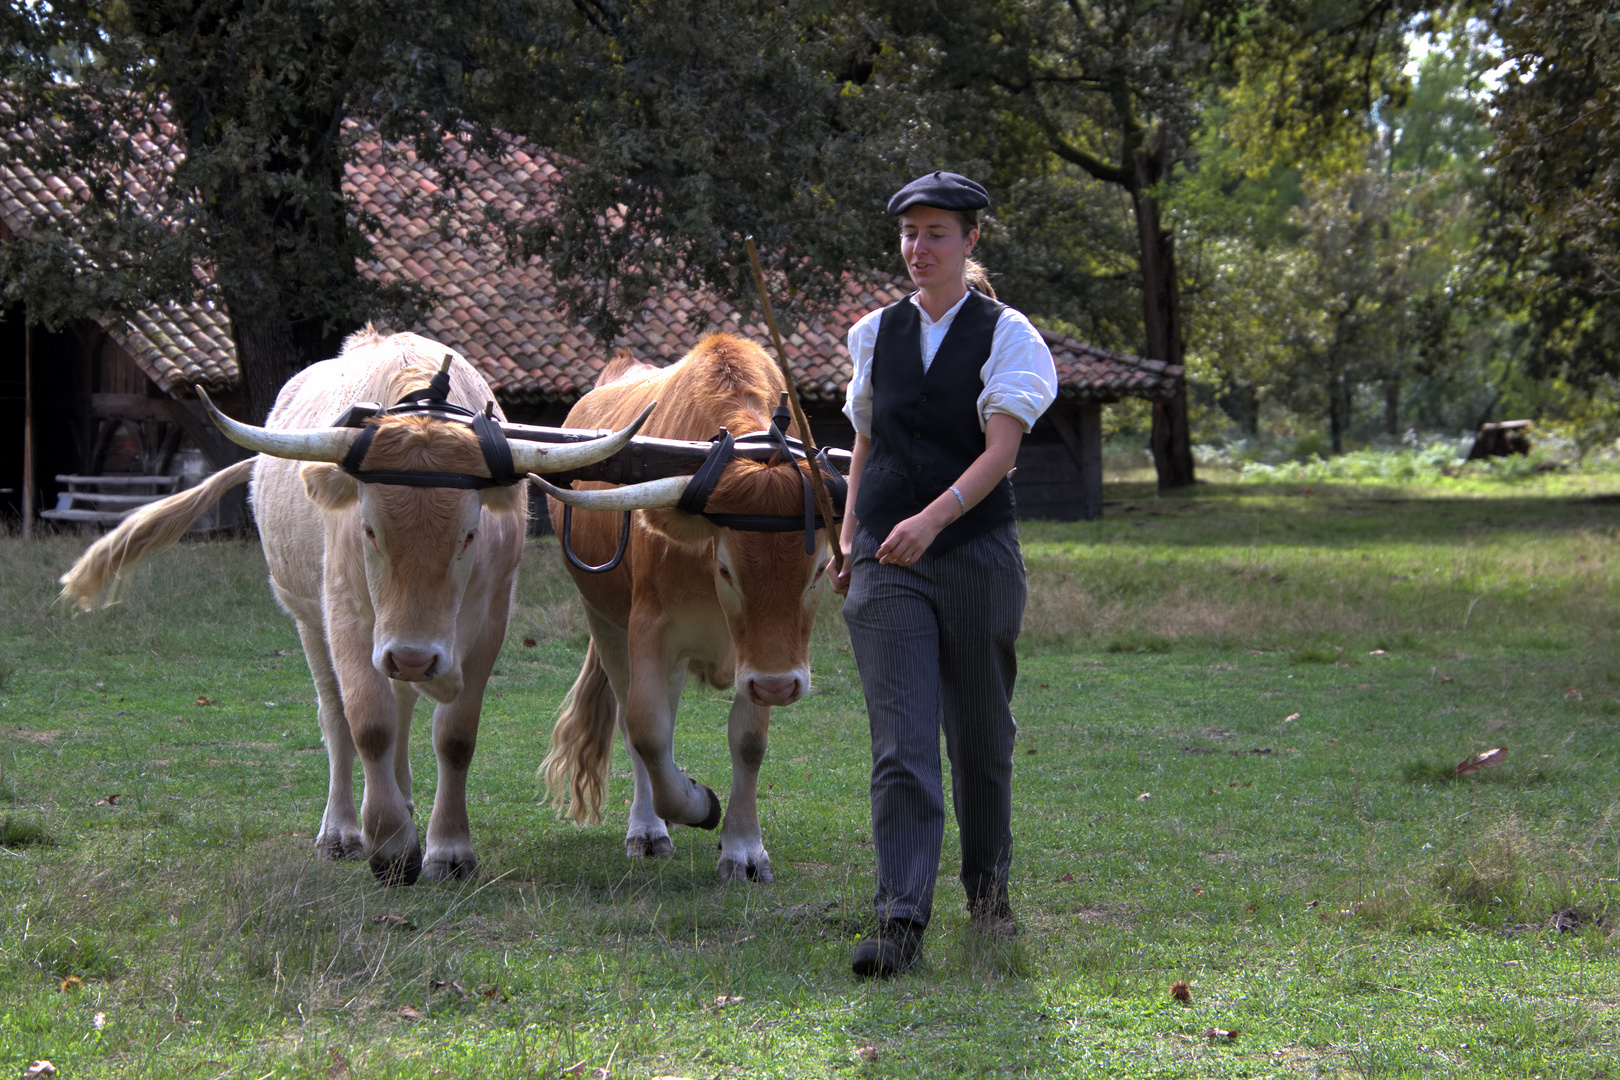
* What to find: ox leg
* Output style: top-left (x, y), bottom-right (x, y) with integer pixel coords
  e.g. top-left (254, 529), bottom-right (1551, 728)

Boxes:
top-left (296, 618), bottom-right (365, 861)
top-left (717, 697), bottom-right (774, 883)
top-left (419, 608), bottom-right (506, 882)
top-left (391, 681), bottom-right (419, 819)
top-left (583, 611), bottom-right (675, 859)
top-left (336, 664), bottom-right (421, 886)
top-left (619, 667), bottom-right (686, 859)
top-left (623, 670), bottom-right (723, 834)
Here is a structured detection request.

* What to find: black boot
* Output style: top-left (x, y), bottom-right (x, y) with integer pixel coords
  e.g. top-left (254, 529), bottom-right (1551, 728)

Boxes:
top-left (969, 894), bottom-right (1018, 941)
top-left (851, 919), bottom-right (924, 978)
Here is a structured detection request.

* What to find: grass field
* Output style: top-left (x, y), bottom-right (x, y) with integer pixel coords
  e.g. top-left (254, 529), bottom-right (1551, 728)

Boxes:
top-left (3, 471), bottom-right (1620, 1078)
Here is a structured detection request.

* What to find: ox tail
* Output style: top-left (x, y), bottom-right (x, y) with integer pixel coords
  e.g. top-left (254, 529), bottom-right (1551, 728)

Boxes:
top-left (540, 638), bottom-right (617, 825)
top-left (58, 459), bottom-right (256, 611)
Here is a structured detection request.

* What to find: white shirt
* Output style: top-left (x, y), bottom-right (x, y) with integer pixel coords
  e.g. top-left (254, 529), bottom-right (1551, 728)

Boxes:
top-left (842, 290), bottom-right (1058, 437)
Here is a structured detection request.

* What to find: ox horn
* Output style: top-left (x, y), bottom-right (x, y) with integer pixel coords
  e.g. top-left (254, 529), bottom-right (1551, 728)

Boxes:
top-left (527, 472), bottom-right (692, 511)
top-left (508, 402), bottom-right (658, 475)
top-left (198, 387), bottom-right (359, 462)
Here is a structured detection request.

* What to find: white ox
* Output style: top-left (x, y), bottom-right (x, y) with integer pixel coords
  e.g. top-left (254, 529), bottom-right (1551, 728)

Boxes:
top-left (61, 329), bottom-right (641, 884)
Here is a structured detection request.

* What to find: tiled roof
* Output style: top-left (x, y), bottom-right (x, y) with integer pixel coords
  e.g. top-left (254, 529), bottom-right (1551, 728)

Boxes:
top-left (1, 104), bottom-right (1181, 404)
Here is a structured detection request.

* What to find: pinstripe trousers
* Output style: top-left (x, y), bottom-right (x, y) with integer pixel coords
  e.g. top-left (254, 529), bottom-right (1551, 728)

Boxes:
top-left (842, 520), bottom-right (1026, 929)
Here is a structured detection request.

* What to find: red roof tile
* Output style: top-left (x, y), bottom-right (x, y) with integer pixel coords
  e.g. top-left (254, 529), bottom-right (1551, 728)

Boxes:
top-left (2, 103), bottom-right (1181, 404)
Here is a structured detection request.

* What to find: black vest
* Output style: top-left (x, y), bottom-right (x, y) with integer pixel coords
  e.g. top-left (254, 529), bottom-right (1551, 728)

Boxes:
top-left (856, 290), bottom-right (1016, 555)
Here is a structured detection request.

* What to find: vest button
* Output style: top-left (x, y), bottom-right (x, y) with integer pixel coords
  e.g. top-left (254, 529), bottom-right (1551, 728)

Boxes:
top-left (919, 394), bottom-right (928, 402)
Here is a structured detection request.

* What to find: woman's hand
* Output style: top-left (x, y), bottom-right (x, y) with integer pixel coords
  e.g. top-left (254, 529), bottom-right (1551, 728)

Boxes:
top-left (831, 557), bottom-right (853, 595)
top-left (876, 504), bottom-right (954, 567)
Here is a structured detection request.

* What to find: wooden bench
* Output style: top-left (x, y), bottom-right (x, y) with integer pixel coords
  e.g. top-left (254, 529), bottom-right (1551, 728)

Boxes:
top-left (40, 474), bottom-right (184, 526)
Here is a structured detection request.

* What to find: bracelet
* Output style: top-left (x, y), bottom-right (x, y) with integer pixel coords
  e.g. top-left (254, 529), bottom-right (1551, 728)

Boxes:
top-left (947, 485), bottom-right (966, 517)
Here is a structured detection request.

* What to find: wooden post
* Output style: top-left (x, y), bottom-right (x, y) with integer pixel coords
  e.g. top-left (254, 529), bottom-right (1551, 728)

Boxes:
top-left (22, 322), bottom-right (34, 540)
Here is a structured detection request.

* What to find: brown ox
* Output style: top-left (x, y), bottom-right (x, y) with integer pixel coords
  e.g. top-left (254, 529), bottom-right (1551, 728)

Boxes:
top-left (61, 329), bottom-right (639, 885)
top-left (538, 333), bottom-right (834, 881)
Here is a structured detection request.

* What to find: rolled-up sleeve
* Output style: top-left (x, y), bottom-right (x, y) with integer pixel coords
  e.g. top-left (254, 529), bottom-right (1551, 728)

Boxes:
top-left (978, 310), bottom-right (1058, 432)
top-left (842, 308), bottom-right (884, 438)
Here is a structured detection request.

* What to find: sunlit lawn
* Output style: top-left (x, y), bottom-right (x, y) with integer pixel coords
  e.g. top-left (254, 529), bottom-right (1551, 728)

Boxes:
top-left (3, 466), bottom-right (1619, 1078)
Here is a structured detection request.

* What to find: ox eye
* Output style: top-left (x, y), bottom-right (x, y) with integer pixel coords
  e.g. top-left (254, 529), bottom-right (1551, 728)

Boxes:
top-left (462, 530), bottom-right (476, 553)
top-left (717, 564), bottom-right (733, 583)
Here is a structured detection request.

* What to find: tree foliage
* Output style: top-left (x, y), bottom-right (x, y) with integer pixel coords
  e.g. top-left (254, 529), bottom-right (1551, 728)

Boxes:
top-left (1486, 0), bottom-right (1620, 389)
top-left (0, 1), bottom-right (939, 420)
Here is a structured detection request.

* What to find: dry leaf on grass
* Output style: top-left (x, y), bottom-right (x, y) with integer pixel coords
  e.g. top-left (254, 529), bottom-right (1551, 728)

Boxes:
top-left (522, 638), bottom-right (537, 648)
top-left (94, 793), bottom-right (123, 806)
top-left (480, 985), bottom-right (508, 1003)
top-left (1283, 713), bottom-right (1301, 723)
top-left (1170, 981), bottom-right (1192, 1003)
top-left (58, 976), bottom-right (84, 993)
top-left (561, 1065), bottom-right (611, 1080)
top-left (394, 1005), bottom-right (427, 1021)
top-left (429, 979), bottom-right (466, 996)
top-left (854, 1046), bottom-right (880, 1063)
top-left (1057, 872), bottom-right (1075, 883)
top-left (22, 1062), bottom-right (57, 1080)
top-left (1455, 747), bottom-right (1507, 777)
top-left (1564, 686), bottom-right (1583, 701)
top-left (1203, 1027), bottom-right (1239, 1041)
top-left (194, 697), bottom-right (214, 706)
top-left (1137, 792), bottom-right (1153, 800)
top-left (712, 995), bottom-right (744, 1009)
top-left (370, 914), bottom-right (415, 931)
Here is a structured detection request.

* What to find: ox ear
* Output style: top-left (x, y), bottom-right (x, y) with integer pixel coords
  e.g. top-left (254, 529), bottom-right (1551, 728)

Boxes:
top-left (638, 507), bottom-right (718, 549)
top-left (479, 482), bottom-right (525, 517)
top-left (301, 463), bottom-right (359, 510)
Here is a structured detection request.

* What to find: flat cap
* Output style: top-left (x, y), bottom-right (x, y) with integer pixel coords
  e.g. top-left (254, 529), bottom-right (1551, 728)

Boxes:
top-left (886, 171), bottom-right (991, 215)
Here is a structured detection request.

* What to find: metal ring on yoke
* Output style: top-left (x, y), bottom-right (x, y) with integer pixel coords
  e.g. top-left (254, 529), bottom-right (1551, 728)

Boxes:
top-left (561, 503), bottom-right (632, 574)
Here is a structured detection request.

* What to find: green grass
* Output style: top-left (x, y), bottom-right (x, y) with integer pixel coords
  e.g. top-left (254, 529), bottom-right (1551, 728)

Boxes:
top-left (4, 473), bottom-right (1620, 1077)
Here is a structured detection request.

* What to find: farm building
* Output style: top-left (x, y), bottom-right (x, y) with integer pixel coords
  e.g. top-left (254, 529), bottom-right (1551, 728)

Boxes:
top-left (1, 126), bottom-right (1182, 528)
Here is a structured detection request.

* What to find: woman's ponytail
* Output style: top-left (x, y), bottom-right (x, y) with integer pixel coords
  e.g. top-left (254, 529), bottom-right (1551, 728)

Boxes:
top-left (965, 258), bottom-right (997, 300)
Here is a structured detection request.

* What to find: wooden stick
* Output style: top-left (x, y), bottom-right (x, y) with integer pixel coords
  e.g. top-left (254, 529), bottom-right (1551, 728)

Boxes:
top-left (22, 322), bottom-right (34, 541)
top-left (743, 237), bottom-right (843, 571)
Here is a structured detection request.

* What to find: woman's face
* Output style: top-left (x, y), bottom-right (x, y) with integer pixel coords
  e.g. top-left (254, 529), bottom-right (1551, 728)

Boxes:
top-left (899, 206), bottom-right (978, 293)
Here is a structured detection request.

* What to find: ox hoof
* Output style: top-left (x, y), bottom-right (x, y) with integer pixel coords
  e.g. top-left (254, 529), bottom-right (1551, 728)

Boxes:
top-left (626, 835), bottom-right (675, 859)
top-left (316, 831), bottom-right (366, 861)
top-left (696, 787), bottom-right (723, 831)
top-left (422, 853), bottom-right (478, 882)
top-left (717, 858), bottom-right (774, 884)
top-left (370, 846), bottom-right (423, 888)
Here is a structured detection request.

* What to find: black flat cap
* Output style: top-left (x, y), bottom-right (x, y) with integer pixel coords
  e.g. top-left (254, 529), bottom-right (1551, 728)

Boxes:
top-left (886, 171), bottom-right (991, 215)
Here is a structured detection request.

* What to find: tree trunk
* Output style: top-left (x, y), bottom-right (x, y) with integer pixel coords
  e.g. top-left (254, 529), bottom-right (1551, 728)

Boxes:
top-left (1383, 375), bottom-right (1401, 439)
top-left (1328, 371), bottom-right (1352, 455)
top-left (1131, 151), bottom-right (1195, 490)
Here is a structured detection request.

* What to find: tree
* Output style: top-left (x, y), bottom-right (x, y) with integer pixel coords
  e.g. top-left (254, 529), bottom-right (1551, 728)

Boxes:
top-left (1, 1), bottom-right (519, 422)
top-left (891, 0), bottom-right (1430, 487)
top-left (1485, 0), bottom-right (1620, 390)
top-left (1, 2), bottom-right (940, 422)
top-left (1178, 26), bottom-right (1491, 448)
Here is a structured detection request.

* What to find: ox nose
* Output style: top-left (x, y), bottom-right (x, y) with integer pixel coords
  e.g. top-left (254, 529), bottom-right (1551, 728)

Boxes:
top-left (748, 674), bottom-right (803, 707)
top-left (385, 647), bottom-right (440, 682)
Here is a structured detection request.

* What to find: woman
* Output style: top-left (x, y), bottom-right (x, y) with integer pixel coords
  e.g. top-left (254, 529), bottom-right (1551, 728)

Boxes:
top-left (833, 171), bottom-right (1057, 978)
